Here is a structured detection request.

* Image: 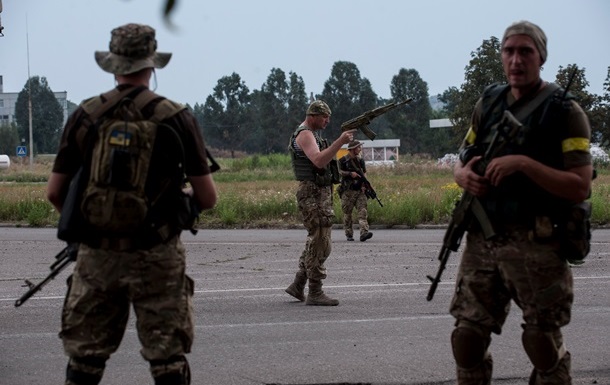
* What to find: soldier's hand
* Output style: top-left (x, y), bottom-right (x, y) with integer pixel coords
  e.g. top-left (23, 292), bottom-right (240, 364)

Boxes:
top-left (455, 156), bottom-right (489, 197)
top-left (340, 129), bottom-right (356, 144)
top-left (485, 155), bottom-right (525, 186)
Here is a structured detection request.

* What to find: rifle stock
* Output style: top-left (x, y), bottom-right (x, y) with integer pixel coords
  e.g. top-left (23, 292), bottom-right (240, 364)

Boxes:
top-left (426, 110), bottom-right (523, 301)
top-left (14, 243), bottom-right (78, 307)
top-left (341, 98), bottom-right (412, 140)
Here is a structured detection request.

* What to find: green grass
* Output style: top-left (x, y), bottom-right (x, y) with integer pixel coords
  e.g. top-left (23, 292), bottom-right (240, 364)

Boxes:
top-left (1, 154), bottom-right (609, 228)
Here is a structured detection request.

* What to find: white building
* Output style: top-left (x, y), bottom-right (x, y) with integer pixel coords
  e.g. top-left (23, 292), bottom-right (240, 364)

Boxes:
top-left (339, 139), bottom-right (401, 165)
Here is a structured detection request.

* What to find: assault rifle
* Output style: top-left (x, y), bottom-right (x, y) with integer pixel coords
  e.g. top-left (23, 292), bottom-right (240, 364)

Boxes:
top-left (341, 98), bottom-right (413, 140)
top-left (15, 243), bottom-right (79, 307)
top-left (357, 172), bottom-right (383, 207)
top-left (426, 110), bottom-right (523, 301)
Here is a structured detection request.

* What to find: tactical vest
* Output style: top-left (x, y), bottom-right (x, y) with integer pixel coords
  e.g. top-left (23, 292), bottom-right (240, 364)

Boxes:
top-left (476, 83), bottom-right (575, 223)
top-left (288, 125), bottom-right (339, 186)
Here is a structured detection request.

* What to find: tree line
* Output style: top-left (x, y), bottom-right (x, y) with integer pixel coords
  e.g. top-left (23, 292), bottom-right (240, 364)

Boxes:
top-left (1, 36), bottom-right (609, 158)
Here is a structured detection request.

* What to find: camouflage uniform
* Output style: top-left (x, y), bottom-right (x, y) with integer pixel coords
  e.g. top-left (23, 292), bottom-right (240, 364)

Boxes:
top-left (295, 180), bottom-right (334, 280)
top-left (340, 189), bottom-right (369, 239)
top-left (338, 153), bottom-right (370, 240)
top-left (450, 226), bottom-right (574, 384)
top-left (62, 237), bottom-right (194, 376)
top-left (286, 99), bottom-right (341, 306)
top-left (50, 23), bottom-right (211, 385)
top-left (450, 48), bottom-right (592, 385)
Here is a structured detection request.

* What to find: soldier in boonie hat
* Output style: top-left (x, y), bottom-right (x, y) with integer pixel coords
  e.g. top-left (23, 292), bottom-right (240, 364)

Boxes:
top-left (347, 140), bottom-right (363, 150)
top-left (306, 100), bottom-right (332, 116)
top-left (49, 21), bottom-right (218, 385)
top-left (95, 23), bottom-right (172, 75)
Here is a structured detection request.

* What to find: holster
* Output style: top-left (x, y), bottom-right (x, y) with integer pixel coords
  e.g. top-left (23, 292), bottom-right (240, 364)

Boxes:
top-left (529, 202), bottom-right (592, 261)
top-left (560, 201), bottom-right (592, 261)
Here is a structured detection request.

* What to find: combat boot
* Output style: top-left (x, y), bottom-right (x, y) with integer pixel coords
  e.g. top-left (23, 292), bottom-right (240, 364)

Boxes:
top-left (285, 271), bottom-right (307, 301)
top-left (306, 280), bottom-right (339, 306)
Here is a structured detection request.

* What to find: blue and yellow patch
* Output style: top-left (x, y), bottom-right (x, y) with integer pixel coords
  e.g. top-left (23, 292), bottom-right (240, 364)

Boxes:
top-left (108, 130), bottom-right (132, 146)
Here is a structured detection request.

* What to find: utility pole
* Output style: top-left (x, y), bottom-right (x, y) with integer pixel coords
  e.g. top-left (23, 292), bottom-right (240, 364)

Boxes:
top-left (26, 14), bottom-right (33, 168)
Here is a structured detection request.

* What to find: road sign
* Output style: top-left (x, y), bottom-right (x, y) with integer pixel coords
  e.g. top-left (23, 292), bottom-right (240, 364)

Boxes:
top-left (16, 146), bottom-right (27, 157)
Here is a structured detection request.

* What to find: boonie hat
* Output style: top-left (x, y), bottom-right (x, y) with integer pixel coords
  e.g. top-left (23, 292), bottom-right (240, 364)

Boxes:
top-left (95, 23), bottom-right (172, 75)
top-left (307, 100), bottom-right (331, 116)
top-left (347, 140), bottom-right (363, 150)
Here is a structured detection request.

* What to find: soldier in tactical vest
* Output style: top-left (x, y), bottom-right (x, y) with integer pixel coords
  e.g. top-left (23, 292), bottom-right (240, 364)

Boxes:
top-left (338, 140), bottom-right (373, 242)
top-left (47, 23), bottom-right (218, 385)
top-left (448, 21), bottom-right (593, 384)
top-left (285, 100), bottom-right (355, 306)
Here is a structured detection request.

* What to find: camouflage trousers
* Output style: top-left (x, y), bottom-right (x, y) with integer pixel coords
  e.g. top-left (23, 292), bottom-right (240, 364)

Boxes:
top-left (340, 188), bottom-right (369, 237)
top-left (61, 236), bottom-right (194, 363)
top-left (450, 226), bottom-right (574, 385)
top-left (295, 181), bottom-right (334, 281)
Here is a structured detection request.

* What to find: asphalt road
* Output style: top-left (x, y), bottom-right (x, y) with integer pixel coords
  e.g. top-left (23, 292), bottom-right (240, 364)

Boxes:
top-left (1, 227), bottom-right (609, 385)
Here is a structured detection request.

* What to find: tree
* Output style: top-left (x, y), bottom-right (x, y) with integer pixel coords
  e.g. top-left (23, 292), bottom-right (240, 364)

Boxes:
top-left (590, 66), bottom-right (610, 146)
top-left (286, 72), bottom-right (309, 133)
top-left (0, 122), bottom-right (20, 155)
top-left (249, 68), bottom-right (291, 154)
top-left (387, 68), bottom-right (435, 155)
top-left (554, 64), bottom-right (605, 146)
top-left (440, 37), bottom-right (504, 147)
top-left (14, 76), bottom-right (64, 154)
top-left (555, 64), bottom-right (596, 112)
top-left (201, 73), bottom-right (251, 157)
top-left (320, 61), bottom-right (378, 140)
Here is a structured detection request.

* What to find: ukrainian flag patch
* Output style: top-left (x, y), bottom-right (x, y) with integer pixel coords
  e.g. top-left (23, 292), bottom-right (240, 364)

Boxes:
top-left (109, 130), bottom-right (132, 146)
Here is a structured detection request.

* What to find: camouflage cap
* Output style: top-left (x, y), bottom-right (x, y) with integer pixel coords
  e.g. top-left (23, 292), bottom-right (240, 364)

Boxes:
top-left (347, 140), bottom-right (363, 150)
top-left (307, 100), bottom-right (331, 116)
top-left (94, 23), bottom-right (172, 75)
top-left (502, 20), bottom-right (547, 64)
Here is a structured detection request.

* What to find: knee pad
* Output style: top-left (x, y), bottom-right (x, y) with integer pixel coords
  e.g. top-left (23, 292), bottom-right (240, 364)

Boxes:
top-left (66, 356), bottom-right (106, 385)
top-left (451, 322), bottom-right (490, 369)
top-left (150, 355), bottom-right (191, 385)
top-left (522, 325), bottom-right (565, 373)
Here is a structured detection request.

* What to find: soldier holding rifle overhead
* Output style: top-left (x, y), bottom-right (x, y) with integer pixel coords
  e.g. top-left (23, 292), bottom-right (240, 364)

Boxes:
top-left (285, 100), bottom-right (355, 306)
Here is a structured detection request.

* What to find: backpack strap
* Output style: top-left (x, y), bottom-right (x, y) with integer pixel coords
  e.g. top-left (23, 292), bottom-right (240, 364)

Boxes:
top-left (81, 86), bottom-right (142, 122)
top-left (125, 88), bottom-right (186, 122)
top-left (511, 82), bottom-right (560, 123)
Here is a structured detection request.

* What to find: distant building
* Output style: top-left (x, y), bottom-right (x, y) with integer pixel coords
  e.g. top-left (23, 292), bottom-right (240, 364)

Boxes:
top-left (429, 118), bottom-right (453, 129)
top-left (0, 75), bottom-right (68, 126)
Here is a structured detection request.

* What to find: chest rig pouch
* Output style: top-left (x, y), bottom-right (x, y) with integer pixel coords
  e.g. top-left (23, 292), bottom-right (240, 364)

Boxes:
top-left (479, 83), bottom-right (593, 261)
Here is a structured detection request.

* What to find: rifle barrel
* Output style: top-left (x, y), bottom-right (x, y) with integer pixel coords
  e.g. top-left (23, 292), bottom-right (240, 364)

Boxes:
top-left (14, 246), bottom-right (75, 307)
top-left (426, 246), bottom-right (451, 301)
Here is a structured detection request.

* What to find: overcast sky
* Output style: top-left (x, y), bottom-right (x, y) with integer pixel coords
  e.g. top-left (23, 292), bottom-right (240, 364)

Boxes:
top-left (1, 0), bottom-right (609, 107)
